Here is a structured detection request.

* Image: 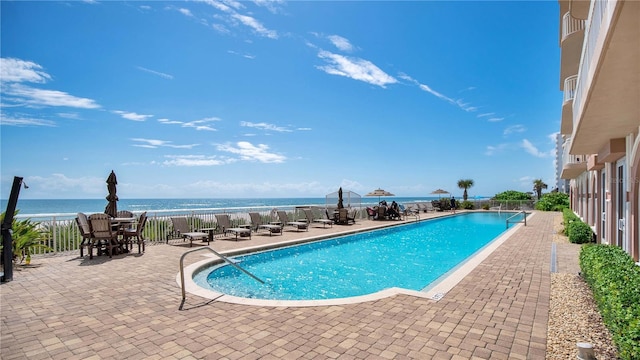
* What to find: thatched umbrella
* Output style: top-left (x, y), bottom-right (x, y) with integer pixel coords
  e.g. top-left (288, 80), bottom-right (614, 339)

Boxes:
top-left (366, 188), bottom-right (395, 203)
top-left (104, 170), bottom-right (118, 217)
top-left (430, 189), bottom-right (450, 198)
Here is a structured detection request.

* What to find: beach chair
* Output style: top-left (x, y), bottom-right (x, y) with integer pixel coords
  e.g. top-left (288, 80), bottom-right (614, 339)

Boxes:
top-left (302, 208), bottom-right (333, 228)
top-left (277, 210), bottom-right (308, 232)
top-left (215, 214), bottom-right (252, 240)
top-left (249, 212), bottom-right (282, 236)
top-left (170, 217), bottom-right (209, 247)
top-left (399, 204), bottom-right (420, 221)
top-left (336, 208), bottom-right (356, 224)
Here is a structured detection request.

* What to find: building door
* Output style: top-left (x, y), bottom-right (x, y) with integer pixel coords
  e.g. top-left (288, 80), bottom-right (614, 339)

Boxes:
top-left (602, 171), bottom-right (607, 243)
top-left (617, 159), bottom-right (627, 250)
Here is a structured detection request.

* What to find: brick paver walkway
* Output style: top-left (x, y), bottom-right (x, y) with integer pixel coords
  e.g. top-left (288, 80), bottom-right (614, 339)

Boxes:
top-left (1, 211), bottom-right (562, 359)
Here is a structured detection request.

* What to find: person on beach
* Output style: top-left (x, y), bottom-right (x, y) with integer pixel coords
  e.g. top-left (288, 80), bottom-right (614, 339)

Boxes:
top-left (450, 196), bottom-right (456, 213)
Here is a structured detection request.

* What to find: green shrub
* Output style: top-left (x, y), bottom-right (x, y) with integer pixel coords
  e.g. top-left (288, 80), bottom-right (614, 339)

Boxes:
top-left (567, 221), bottom-right (594, 243)
top-left (482, 204), bottom-right (490, 210)
top-left (562, 209), bottom-right (594, 243)
top-left (535, 192), bottom-right (569, 211)
top-left (493, 190), bottom-right (532, 201)
top-left (460, 200), bottom-right (474, 210)
top-left (580, 245), bottom-right (640, 359)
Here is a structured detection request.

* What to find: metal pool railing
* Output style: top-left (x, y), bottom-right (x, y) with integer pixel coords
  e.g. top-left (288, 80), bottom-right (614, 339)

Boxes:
top-left (506, 211), bottom-right (528, 229)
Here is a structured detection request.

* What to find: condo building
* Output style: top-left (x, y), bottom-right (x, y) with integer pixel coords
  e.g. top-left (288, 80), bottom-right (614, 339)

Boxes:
top-left (558, 0), bottom-right (639, 261)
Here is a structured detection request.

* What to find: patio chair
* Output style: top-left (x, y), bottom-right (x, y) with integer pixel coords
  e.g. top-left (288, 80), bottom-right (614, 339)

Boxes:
top-left (170, 217), bottom-right (209, 247)
top-left (88, 213), bottom-right (118, 259)
top-left (215, 214), bottom-right (252, 241)
top-left (399, 204), bottom-right (420, 221)
top-left (75, 212), bottom-right (92, 258)
top-left (277, 210), bottom-right (308, 232)
top-left (249, 212), bottom-right (282, 236)
top-left (123, 211), bottom-right (147, 254)
top-left (336, 208), bottom-right (356, 224)
top-left (116, 210), bottom-right (134, 218)
top-left (302, 208), bottom-right (333, 228)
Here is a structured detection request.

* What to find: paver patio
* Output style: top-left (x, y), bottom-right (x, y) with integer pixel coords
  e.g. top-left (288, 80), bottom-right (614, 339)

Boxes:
top-left (1, 211), bottom-right (575, 359)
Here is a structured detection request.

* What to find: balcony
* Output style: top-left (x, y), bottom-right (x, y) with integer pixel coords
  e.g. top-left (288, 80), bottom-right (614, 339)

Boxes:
top-left (561, 154), bottom-right (587, 179)
top-left (559, 12), bottom-right (585, 90)
top-left (569, 0), bottom-right (590, 20)
top-left (570, 1), bottom-right (640, 154)
top-left (561, 75), bottom-right (577, 134)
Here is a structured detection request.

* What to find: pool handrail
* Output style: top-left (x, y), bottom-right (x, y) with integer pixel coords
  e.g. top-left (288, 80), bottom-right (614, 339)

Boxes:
top-left (179, 247), bottom-right (264, 310)
top-left (506, 210), bottom-right (527, 229)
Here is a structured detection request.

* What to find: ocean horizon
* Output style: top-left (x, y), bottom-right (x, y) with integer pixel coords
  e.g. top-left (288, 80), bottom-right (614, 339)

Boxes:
top-left (0, 197), bottom-right (482, 216)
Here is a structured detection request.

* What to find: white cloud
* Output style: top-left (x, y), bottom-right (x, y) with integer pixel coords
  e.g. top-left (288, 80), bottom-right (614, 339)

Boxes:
top-left (328, 35), bottom-right (354, 52)
top-left (131, 138), bottom-right (199, 149)
top-left (0, 114), bottom-right (56, 127)
top-left (253, 0), bottom-right (285, 14)
top-left (136, 66), bottom-right (174, 80)
top-left (521, 139), bottom-right (551, 158)
top-left (487, 117), bottom-right (504, 122)
top-left (485, 143), bottom-right (509, 156)
top-left (240, 121), bottom-right (292, 132)
top-left (0, 58), bottom-right (52, 83)
top-left (504, 124), bottom-right (526, 136)
top-left (316, 51), bottom-right (397, 88)
top-left (112, 110), bottom-right (153, 121)
top-left (4, 83), bottom-right (100, 109)
top-left (163, 154), bottom-right (229, 166)
top-left (477, 112), bottom-right (494, 118)
top-left (217, 141), bottom-right (286, 163)
top-left (178, 8), bottom-right (193, 17)
top-left (182, 117), bottom-right (220, 131)
top-left (231, 13), bottom-right (278, 39)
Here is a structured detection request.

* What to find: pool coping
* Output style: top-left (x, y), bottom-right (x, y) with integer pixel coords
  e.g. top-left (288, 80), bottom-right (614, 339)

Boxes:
top-left (177, 211), bottom-right (532, 307)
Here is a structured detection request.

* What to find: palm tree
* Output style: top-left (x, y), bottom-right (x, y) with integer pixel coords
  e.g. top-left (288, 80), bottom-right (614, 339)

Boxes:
top-left (533, 179), bottom-right (548, 200)
top-left (457, 179), bottom-right (474, 201)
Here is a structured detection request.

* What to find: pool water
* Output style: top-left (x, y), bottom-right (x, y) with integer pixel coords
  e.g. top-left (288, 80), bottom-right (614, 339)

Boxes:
top-left (193, 212), bottom-right (524, 300)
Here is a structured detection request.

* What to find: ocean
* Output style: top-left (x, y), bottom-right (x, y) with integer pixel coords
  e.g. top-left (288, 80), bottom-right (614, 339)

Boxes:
top-left (1, 197), bottom-right (448, 216)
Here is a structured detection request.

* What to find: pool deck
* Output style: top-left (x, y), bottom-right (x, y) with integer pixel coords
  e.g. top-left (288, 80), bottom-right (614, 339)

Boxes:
top-left (1, 210), bottom-right (578, 359)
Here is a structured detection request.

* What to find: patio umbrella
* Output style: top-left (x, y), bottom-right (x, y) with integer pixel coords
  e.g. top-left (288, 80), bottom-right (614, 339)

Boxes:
top-left (337, 187), bottom-right (344, 209)
top-left (430, 189), bottom-right (450, 198)
top-left (104, 170), bottom-right (118, 217)
top-left (366, 188), bottom-right (395, 203)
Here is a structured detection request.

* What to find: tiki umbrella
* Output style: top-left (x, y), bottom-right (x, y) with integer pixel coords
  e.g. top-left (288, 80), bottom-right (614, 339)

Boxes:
top-left (366, 188), bottom-right (395, 203)
top-left (430, 189), bottom-right (450, 198)
top-left (337, 187), bottom-right (344, 209)
top-left (104, 170), bottom-right (118, 217)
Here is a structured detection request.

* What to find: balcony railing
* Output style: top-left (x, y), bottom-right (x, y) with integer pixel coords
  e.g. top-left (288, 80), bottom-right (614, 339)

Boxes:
top-left (573, 0), bottom-right (613, 133)
top-left (562, 11), bottom-right (586, 42)
top-left (564, 75), bottom-right (578, 103)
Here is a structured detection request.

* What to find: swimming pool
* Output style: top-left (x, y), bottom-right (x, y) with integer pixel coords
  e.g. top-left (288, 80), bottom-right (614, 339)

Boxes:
top-left (190, 212), bottom-right (526, 303)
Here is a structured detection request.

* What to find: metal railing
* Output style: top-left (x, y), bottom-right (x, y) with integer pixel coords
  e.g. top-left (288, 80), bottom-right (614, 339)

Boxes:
top-left (573, 0), bottom-right (612, 134)
top-left (178, 246), bottom-right (264, 310)
top-left (13, 206), bottom-right (368, 256)
top-left (506, 211), bottom-right (528, 229)
top-left (561, 11), bottom-right (585, 42)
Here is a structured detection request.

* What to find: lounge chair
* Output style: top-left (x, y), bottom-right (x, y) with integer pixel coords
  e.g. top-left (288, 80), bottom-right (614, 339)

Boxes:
top-left (123, 211), bottom-right (147, 253)
top-left (215, 214), bottom-right (252, 241)
top-left (249, 212), bottom-right (282, 236)
top-left (169, 217), bottom-right (209, 247)
top-left (277, 210), bottom-right (308, 231)
top-left (302, 208), bottom-right (333, 228)
top-left (399, 204), bottom-right (420, 221)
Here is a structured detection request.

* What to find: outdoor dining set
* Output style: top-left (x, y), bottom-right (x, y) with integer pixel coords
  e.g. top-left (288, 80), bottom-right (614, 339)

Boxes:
top-left (75, 210), bottom-right (146, 259)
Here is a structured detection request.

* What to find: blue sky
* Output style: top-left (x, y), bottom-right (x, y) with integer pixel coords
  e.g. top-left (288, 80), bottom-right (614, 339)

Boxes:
top-left (1, 0), bottom-right (561, 200)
